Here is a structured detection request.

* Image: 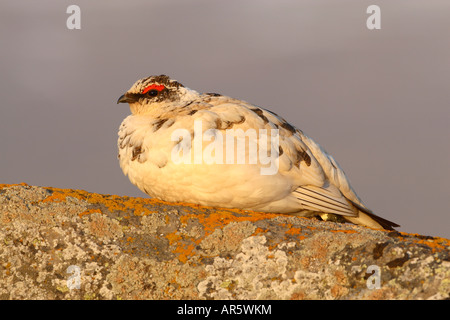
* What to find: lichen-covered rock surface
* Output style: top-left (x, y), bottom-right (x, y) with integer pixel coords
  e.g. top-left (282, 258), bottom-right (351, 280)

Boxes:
top-left (0, 183), bottom-right (449, 300)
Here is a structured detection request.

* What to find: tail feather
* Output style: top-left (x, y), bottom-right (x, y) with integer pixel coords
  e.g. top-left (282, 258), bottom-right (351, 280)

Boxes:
top-left (361, 211), bottom-right (400, 230)
top-left (345, 197), bottom-right (400, 230)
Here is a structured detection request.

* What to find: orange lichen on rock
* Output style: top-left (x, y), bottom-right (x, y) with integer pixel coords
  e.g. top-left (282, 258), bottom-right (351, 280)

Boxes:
top-left (180, 210), bottom-right (279, 236)
top-left (78, 208), bottom-right (102, 218)
top-left (40, 186), bottom-right (159, 216)
top-left (173, 244), bottom-right (196, 264)
top-left (330, 229), bottom-right (358, 234)
top-left (389, 231), bottom-right (450, 254)
top-left (285, 227), bottom-right (302, 235)
top-left (0, 182), bottom-right (29, 189)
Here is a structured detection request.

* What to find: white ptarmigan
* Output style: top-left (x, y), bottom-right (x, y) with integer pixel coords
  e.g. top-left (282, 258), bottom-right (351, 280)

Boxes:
top-left (117, 75), bottom-right (399, 230)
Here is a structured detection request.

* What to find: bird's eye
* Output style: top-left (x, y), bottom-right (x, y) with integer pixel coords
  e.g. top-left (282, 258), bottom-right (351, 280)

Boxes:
top-left (142, 84), bottom-right (165, 97)
top-left (147, 89), bottom-right (159, 97)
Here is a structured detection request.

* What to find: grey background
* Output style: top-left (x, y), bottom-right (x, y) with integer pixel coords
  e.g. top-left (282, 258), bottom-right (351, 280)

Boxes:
top-left (1, 0), bottom-right (449, 238)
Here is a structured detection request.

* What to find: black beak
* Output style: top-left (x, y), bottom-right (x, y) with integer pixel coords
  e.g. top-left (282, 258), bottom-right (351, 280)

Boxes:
top-left (117, 93), bottom-right (137, 104)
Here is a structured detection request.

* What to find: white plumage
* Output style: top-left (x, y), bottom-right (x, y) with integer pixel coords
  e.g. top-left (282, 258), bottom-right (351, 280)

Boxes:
top-left (117, 75), bottom-right (399, 230)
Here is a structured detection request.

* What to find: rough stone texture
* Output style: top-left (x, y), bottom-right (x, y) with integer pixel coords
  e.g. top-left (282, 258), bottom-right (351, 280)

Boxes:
top-left (0, 183), bottom-right (449, 300)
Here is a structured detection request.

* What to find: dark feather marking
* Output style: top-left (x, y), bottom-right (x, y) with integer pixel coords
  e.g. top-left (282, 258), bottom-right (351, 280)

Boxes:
top-left (131, 146), bottom-right (143, 161)
top-left (234, 116), bottom-right (245, 125)
top-left (148, 74), bottom-right (184, 88)
top-left (118, 129), bottom-right (136, 149)
top-left (330, 161), bottom-right (337, 170)
top-left (264, 109), bottom-right (281, 118)
top-left (301, 149), bottom-right (311, 166)
top-left (250, 108), bottom-right (269, 124)
top-left (293, 147), bottom-right (311, 167)
top-left (215, 118), bottom-right (223, 129)
top-left (280, 121), bottom-right (296, 135)
top-left (184, 101), bottom-right (194, 108)
top-left (215, 118), bottom-right (234, 130)
top-left (166, 119), bottom-right (174, 128)
top-left (213, 116), bottom-right (246, 130)
top-left (154, 118), bottom-right (169, 131)
top-left (157, 160), bottom-right (167, 168)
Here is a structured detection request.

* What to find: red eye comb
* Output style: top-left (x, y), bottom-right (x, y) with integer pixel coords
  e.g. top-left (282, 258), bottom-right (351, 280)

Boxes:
top-left (142, 84), bottom-right (165, 94)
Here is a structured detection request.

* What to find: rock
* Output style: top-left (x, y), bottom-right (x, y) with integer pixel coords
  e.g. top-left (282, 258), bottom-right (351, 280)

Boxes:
top-left (0, 183), bottom-right (448, 300)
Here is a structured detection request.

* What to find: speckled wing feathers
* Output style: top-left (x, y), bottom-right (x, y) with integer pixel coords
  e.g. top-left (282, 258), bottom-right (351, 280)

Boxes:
top-left (119, 95), bottom-right (361, 215)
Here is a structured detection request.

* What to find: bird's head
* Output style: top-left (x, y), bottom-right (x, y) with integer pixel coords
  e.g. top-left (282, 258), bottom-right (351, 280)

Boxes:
top-left (117, 75), bottom-right (198, 115)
